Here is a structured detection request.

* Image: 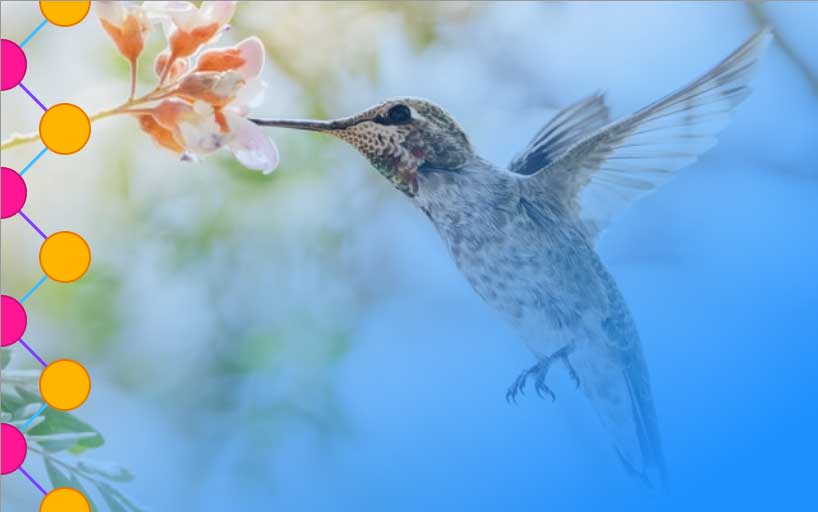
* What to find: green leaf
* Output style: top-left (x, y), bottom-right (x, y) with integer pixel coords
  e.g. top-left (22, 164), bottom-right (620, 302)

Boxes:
top-left (97, 482), bottom-right (144, 512)
top-left (1, 349), bottom-right (10, 369)
top-left (2, 369), bottom-right (40, 387)
top-left (9, 387), bottom-right (44, 420)
top-left (45, 457), bottom-right (73, 489)
top-left (77, 459), bottom-right (134, 483)
top-left (1, 391), bottom-right (28, 416)
top-left (29, 409), bottom-right (104, 453)
top-left (98, 485), bottom-right (129, 512)
top-left (30, 432), bottom-right (100, 453)
top-left (16, 385), bottom-right (42, 403)
top-left (17, 401), bottom-right (45, 418)
top-left (68, 472), bottom-right (100, 512)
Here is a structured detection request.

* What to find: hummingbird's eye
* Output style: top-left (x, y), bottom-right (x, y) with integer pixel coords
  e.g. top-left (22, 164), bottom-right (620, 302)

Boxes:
top-left (386, 104), bottom-right (411, 124)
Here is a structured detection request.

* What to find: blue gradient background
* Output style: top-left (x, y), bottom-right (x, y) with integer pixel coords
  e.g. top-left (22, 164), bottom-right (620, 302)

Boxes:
top-left (2, 2), bottom-right (817, 511)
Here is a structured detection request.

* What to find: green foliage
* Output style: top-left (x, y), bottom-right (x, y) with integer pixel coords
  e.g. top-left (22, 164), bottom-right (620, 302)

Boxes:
top-left (0, 352), bottom-right (142, 512)
top-left (41, 266), bottom-right (123, 356)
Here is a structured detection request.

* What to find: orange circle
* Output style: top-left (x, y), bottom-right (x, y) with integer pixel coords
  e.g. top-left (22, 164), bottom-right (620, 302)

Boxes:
top-left (40, 487), bottom-right (91, 512)
top-left (39, 1), bottom-right (91, 27)
top-left (39, 359), bottom-right (91, 411)
top-left (39, 231), bottom-right (91, 283)
top-left (39, 103), bottom-right (91, 155)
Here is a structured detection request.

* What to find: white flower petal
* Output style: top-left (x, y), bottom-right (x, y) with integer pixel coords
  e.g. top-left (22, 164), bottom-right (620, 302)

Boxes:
top-left (231, 78), bottom-right (267, 113)
top-left (151, 1), bottom-right (201, 31)
top-left (200, 1), bottom-right (237, 26)
top-left (226, 114), bottom-right (279, 174)
top-left (142, 1), bottom-right (195, 33)
top-left (96, 1), bottom-right (128, 25)
top-left (192, 100), bottom-right (214, 117)
top-left (177, 105), bottom-right (224, 155)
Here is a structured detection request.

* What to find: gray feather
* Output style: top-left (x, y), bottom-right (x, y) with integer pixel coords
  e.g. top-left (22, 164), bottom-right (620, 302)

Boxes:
top-left (509, 93), bottom-right (610, 176)
top-left (521, 28), bottom-right (772, 237)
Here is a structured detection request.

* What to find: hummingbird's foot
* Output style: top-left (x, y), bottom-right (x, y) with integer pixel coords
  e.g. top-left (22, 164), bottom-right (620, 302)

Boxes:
top-left (506, 346), bottom-right (580, 404)
top-left (532, 365), bottom-right (557, 402)
top-left (505, 358), bottom-right (556, 404)
top-left (561, 353), bottom-right (580, 389)
top-left (505, 366), bottom-right (536, 404)
top-left (550, 345), bottom-right (580, 389)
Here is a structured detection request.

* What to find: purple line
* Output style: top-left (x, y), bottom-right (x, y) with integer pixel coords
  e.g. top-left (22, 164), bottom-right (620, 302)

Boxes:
top-left (18, 210), bottom-right (48, 239)
top-left (18, 467), bottom-right (48, 496)
top-left (18, 83), bottom-right (48, 111)
top-left (18, 339), bottom-right (47, 367)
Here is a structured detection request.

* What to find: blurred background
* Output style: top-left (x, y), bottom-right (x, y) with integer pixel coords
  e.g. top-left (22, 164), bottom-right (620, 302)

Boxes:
top-left (2, 1), bottom-right (817, 510)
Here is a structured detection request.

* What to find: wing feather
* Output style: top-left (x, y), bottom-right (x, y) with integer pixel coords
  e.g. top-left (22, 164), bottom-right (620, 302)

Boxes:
top-left (521, 29), bottom-right (772, 237)
top-left (509, 93), bottom-right (610, 175)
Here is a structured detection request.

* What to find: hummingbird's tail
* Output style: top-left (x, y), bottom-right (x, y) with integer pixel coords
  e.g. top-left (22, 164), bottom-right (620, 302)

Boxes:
top-left (617, 351), bottom-right (667, 488)
top-left (575, 339), bottom-right (667, 489)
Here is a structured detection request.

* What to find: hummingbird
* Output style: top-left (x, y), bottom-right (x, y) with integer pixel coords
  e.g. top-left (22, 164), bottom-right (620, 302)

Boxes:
top-left (252, 29), bottom-right (770, 486)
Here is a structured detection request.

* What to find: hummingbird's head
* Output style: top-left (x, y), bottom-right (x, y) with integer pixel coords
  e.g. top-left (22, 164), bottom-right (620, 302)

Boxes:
top-left (252, 97), bottom-right (474, 196)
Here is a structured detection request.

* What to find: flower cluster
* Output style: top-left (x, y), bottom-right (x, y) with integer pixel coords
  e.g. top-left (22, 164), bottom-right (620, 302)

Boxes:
top-left (95, 1), bottom-right (278, 173)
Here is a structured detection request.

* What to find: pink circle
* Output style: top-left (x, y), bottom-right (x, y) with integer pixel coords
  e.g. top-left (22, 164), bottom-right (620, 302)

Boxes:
top-left (1, 167), bottom-right (27, 219)
top-left (1, 39), bottom-right (27, 91)
top-left (1, 295), bottom-right (27, 347)
top-left (1, 423), bottom-right (27, 475)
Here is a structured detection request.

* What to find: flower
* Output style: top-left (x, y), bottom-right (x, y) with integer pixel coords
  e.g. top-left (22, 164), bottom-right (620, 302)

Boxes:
top-left (149, 1), bottom-right (237, 82)
top-left (136, 97), bottom-right (278, 174)
top-left (137, 114), bottom-right (184, 154)
top-left (195, 36), bottom-right (264, 79)
top-left (143, 36), bottom-right (278, 173)
top-left (134, 40), bottom-right (278, 172)
top-left (95, 1), bottom-right (152, 97)
top-left (175, 71), bottom-right (246, 108)
top-left (95, 1), bottom-right (151, 63)
top-left (154, 51), bottom-right (189, 83)
top-left (93, 2), bottom-right (277, 173)
top-left (173, 37), bottom-right (266, 107)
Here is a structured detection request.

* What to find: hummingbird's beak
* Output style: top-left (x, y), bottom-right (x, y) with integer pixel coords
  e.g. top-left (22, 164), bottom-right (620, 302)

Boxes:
top-left (250, 117), bottom-right (354, 133)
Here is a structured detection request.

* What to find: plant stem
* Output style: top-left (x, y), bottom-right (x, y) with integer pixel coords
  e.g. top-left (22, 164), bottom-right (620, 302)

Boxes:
top-left (129, 59), bottom-right (138, 102)
top-left (157, 53), bottom-right (176, 87)
top-left (0, 86), bottom-right (173, 151)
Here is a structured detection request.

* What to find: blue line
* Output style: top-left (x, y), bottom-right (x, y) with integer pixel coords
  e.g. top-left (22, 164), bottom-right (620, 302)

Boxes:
top-left (18, 83), bottom-right (48, 111)
top-left (20, 404), bottom-right (48, 431)
top-left (20, 147), bottom-right (48, 176)
top-left (20, 19), bottom-right (48, 48)
top-left (20, 275), bottom-right (48, 304)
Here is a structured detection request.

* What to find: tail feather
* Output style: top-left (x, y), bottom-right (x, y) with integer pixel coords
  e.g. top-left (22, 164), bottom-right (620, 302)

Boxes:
top-left (622, 359), bottom-right (667, 488)
top-left (575, 342), bottom-right (666, 489)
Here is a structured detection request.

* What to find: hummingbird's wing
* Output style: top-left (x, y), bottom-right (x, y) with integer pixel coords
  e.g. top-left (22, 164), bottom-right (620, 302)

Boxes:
top-left (509, 93), bottom-right (610, 176)
top-left (519, 29), bottom-right (771, 238)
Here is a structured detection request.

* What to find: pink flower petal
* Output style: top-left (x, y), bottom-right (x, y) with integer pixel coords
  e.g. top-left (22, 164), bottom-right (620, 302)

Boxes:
top-left (226, 114), bottom-right (279, 174)
top-left (235, 36), bottom-right (265, 80)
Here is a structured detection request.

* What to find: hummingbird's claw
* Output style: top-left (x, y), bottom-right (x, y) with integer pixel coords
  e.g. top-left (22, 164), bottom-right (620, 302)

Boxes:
top-left (562, 355), bottom-right (581, 389)
top-left (505, 368), bottom-right (534, 404)
top-left (506, 345), bottom-right (580, 404)
top-left (506, 359), bottom-right (553, 404)
top-left (534, 371), bottom-right (556, 402)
